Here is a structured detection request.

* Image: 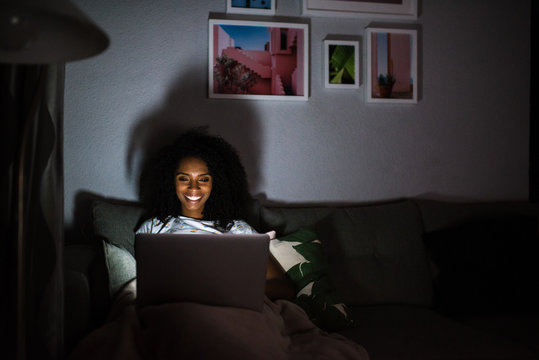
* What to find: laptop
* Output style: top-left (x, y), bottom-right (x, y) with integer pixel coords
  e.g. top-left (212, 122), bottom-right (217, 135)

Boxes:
top-left (135, 233), bottom-right (270, 312)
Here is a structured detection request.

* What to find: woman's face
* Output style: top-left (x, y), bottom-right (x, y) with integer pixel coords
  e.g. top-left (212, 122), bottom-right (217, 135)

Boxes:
top-left (175, 156), bottom-right (212, 219)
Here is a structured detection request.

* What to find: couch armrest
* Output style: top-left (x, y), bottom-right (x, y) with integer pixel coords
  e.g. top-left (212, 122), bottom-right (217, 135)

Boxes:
top-left (64, 244), bottom-right (96, 352)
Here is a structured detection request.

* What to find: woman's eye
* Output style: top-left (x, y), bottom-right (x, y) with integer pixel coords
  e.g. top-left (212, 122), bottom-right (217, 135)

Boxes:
top-left (199, 177), bottom-right (210, 183)
top-left (178, 176), bottom-right (189, 182)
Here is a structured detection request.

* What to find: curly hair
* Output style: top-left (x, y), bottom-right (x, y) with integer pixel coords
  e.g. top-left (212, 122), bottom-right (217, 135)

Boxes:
top-left (139, 128), bottom-right (251, 231)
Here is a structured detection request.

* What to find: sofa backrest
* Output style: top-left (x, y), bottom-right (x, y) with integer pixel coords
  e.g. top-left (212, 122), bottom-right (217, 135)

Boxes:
top-left (83, 196), bottom-right (539, 318)
top-left (88, 197), bottom-right (437, 310)
top-left (416, 199), bottom-right (539, 233)
top-left (318, 200), bottom-right (434, 307)
top-left (257, 206), bottom-right (337, 235)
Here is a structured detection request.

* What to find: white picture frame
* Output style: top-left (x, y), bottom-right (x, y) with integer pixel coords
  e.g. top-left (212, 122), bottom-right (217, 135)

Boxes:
top-left (227, 0), bottom-right (276, 15)
top-left (366, 27), bottom-right (418, 104)
top-left (209, 18), bottom-right (309, 101)
top-left (303, 0), bottom-right (417, 20)
top-left (324, 39), bottom-right (360, 89)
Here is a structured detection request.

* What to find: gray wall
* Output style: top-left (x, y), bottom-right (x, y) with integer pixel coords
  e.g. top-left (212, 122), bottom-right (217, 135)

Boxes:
top-left (64, 0), bottom-right (530, 227)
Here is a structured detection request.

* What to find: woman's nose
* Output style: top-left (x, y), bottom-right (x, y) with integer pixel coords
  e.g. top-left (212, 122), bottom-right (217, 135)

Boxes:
top-left (188, 180), bottom-right (199, 189)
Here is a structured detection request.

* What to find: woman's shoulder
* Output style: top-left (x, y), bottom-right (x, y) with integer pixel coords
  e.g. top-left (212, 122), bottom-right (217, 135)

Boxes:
top-left (136, 217), bottom-right (169, 234)
top-left (228, 219), bottom-right (257, 234)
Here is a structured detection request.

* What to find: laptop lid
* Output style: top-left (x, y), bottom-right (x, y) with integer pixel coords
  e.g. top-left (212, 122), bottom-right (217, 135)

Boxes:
top-left (135, 233), bottom-right (270, 312)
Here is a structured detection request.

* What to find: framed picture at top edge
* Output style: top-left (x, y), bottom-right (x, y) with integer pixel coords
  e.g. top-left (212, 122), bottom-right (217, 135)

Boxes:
top-left (227, 0), bottom-right (276, 15)
top-left (209, 19), bottom-right (309, 101)
top-left (324, 39), bottom-right (359, 89)
top-left (366, 27), bottom-right (417, 104)
top-left (303, 0), bottom-right (417, 20)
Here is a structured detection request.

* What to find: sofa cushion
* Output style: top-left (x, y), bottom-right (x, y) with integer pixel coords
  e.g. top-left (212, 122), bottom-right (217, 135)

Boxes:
top-left (315, 200), bottom-right (433, 306)
top-left (338, 305), bottom-right (536, 360)
top-left (462, 313), bottom-right (539, 356)
top-left (423, 215), bottom-right (539, 318)
top-left (269, 228), bottom-right (355, 331)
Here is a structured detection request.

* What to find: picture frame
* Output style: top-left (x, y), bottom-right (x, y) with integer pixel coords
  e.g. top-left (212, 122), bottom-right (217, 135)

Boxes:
top-left (324, 39), bottom-right (359, 89)
top-left (366, 27), bottom-right (417, 104)
top-left (226, 0), bottom-right (276, 16)
top-left (303, 0), bottom-right (418, 20)
top-left (209, 18), bottom-right (309, 101)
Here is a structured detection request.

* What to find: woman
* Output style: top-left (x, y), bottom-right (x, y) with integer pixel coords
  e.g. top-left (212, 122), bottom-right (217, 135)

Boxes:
top-left (136, 128), bottom-right (295, 300)
top-left (69, 129), bottom-right (368, 360)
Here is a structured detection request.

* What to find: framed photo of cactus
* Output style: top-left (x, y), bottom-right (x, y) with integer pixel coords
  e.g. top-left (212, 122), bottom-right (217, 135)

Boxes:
top-left (209, 18), bottom-right (309, 101)
top-left (366, 27), bottom-right (418, 104)
top-left (324, 39), bottom-right (359, 89)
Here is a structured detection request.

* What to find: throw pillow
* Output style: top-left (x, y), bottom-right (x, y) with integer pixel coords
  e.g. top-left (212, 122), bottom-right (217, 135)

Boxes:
top-left (103, 242), bottom-right (137, 299)
top-left (314, 202), bottom-right (433, 307)
top-left (269, 228), bottom-right (356, 332)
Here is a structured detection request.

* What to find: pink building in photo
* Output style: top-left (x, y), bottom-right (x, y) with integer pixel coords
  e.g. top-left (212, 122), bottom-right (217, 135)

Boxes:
top-left (212, 25), bottom-right (305, 96)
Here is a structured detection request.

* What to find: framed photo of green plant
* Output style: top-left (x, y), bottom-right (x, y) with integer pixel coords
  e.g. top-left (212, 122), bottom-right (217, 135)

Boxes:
top-left (366, 27), bottom-right (418, 104)
top-left (209, 18), bottom-right (309, 101)
top-left (324, 39), bottom-right (359, 89)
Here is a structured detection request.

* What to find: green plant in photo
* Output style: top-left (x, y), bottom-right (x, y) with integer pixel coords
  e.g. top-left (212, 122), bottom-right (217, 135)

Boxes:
top-left (329, 45), bottom-right (355, 84)
top-left (214, 55), bottom-right (259, 94)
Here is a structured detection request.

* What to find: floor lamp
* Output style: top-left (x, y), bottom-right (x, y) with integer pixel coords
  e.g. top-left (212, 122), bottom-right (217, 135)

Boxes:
top-left (0, 1), bottom-right (109, 358)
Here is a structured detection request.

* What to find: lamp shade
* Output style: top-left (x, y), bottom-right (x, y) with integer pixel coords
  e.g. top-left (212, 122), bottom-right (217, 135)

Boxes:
top-left (0, 0), bottom-right (109, 64)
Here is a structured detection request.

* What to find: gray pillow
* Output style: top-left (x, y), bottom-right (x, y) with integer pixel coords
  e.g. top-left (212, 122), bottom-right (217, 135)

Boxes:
top-left (315, 200), bottom-right (433, 306)
top-left (103, 242), bottom-right (137, 298)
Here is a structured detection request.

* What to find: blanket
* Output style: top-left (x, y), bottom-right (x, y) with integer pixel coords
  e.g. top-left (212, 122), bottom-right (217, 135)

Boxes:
top-left (69, 280), bottom-right (369, 359)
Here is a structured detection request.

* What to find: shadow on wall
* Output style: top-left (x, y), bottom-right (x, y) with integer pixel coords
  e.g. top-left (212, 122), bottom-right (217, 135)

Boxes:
top-left (66, 64), bottom-right (263, 245)
top-left (127, 63), bottom-right (263, 198)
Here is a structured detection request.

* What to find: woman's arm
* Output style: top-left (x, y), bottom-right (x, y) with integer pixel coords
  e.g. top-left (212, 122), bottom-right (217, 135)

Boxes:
top-left (265, 254), bottom-right (296, 300)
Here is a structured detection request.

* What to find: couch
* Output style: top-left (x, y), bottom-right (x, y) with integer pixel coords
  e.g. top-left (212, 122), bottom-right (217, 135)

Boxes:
top-left (64, 196), bottom-right (539, 359)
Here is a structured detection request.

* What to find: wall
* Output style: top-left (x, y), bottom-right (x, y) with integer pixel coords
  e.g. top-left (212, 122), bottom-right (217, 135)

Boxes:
top-left (64, 0), bottom-right (531, 229)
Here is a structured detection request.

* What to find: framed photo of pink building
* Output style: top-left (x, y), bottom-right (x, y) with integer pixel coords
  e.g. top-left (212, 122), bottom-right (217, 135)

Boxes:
top-left (208, 19), bottom-right (309, 101)
top-left (303, 0), bottom-right (417, 20)
top-left (366, 27), bottom-right (417, 104)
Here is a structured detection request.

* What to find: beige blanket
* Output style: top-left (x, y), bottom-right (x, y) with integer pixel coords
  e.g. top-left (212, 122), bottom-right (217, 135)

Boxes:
top-left (69, 280), bottom-right (369, 360)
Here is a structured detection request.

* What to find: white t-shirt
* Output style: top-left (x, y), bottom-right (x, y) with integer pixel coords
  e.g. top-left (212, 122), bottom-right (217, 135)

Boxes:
top-left (135, 216), bottom-right (256, 235)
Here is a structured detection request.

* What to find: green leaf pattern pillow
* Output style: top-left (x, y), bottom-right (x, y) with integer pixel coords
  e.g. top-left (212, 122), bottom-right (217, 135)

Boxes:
top-left (269, 228), bottom-right (355, 332)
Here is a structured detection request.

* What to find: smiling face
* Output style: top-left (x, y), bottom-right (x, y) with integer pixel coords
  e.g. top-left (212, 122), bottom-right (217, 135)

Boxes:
top-left (175, 156), bottom-right (213, 219)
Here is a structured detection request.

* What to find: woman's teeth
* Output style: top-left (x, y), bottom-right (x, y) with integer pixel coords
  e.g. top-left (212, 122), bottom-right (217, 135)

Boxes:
top-left (186, 195), bottom-right (202, 201)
